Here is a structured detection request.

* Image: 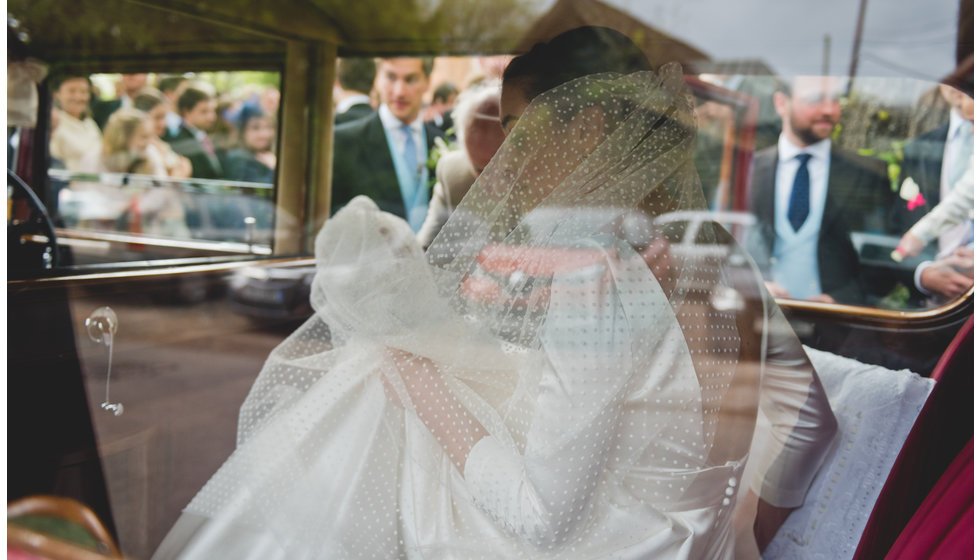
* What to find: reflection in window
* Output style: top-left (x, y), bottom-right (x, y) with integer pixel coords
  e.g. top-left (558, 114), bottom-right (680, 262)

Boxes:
top-left (47, 71), bottom-right (281, 263)
top-left (691, 71), bottom-right (972, 311)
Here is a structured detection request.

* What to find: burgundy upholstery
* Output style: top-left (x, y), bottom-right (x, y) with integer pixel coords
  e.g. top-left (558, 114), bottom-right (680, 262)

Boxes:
top-left (884, 438), bottom-right (973, 560)
top-left (851, 315), bottom-right (973, 560)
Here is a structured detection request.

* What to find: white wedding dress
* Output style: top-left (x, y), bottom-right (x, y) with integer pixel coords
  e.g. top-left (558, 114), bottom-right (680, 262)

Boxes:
top-left (154, 67), bottom-right (836, 559)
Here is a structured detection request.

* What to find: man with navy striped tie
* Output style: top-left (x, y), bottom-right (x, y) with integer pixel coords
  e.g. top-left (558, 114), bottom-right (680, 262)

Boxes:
top-left (746, 75), bottom-right (891, 305)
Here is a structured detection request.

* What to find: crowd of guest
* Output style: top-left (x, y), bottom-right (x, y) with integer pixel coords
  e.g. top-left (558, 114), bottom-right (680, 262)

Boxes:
top-left (47, 56), bottom-right (971, 309)
top-left (50, 72), bottom-right (280, 183)
top-left (49, 71), bottom-right (281, 236)
top-left (327, 54), bottom-right (971, 311)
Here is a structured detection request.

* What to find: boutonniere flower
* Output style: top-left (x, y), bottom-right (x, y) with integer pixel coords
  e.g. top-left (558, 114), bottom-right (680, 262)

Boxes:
top-left (898, 177), bottom-right (925, 211)
top-left (426, 136), bottom-right (452, 190)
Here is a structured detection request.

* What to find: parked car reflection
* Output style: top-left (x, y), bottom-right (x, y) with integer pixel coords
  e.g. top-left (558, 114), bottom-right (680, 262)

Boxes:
top-left (227, 261), bottom-right (315, 322)
top-left (228, 209), bottom-right (760, 325)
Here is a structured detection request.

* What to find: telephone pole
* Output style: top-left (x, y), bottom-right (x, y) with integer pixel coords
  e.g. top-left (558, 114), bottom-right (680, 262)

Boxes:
top-left (846, 0), bottom-right (869, 95)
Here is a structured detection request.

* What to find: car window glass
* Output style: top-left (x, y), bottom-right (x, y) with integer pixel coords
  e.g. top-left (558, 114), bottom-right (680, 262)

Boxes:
top-left (40, 71), bottom-right (282, 267)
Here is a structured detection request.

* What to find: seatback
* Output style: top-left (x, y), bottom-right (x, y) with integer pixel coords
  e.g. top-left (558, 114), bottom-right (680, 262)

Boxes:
top-left (851, 315), bottom-right (974, 560)
top-left (882, 437), bottom-right (973, 560)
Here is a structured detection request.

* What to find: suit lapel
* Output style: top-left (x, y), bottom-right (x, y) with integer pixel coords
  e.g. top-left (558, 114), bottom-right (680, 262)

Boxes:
top-left (824, 148), bottom-right (879, 232)
top-left (178, 125), bottom-right (195, 143)
top-left (822, 150), bottom-right (849, 230)
top-left (365, 114), bottom-right (398, 182)
top-left (365, 114), bottom-right (405, 216)
top-left (750, 147), bottom-right (778, 250)
top-left (176, 124), bottom-right (222, 177)
top-left (424, 122), bottom-right (445, 152)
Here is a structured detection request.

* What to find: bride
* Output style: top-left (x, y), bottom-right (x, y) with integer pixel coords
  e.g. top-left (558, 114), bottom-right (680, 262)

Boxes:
top-left (154, 27), bottom-right (837, 559)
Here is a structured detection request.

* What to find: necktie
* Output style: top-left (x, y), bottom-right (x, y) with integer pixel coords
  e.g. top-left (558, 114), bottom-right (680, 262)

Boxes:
top-left (201, 134), bottom-right (215, 156)
top-left (402, 125), bottom-right (419, 181)
top-left (788, 153), bottom-right (811, 231)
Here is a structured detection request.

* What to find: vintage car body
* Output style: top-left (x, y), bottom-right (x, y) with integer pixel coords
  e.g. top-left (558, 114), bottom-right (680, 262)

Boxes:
top-left (6, 0), bottom-right (972, 557)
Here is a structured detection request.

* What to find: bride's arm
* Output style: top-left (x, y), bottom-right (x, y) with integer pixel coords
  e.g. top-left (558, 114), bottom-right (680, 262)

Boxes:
top-left (734, 489), bottom-right (794, 559)
top-left (736, 296), bottom-right (838, 555)
top-left (385, 347), bottom-right (488, 473)
top-left (389, 244), bottom-right (646, 547)
top-left (754, 298), bottom-right (837, 501)
top-left (466, 255), bottom-right (637, 547)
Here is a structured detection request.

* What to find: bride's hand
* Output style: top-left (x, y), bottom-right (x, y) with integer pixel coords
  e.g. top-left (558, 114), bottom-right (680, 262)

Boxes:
top-left (733, 489), bottom-right (794, 558)
top-left (384, 346), bottom-right (488, 473)
top-left (311, 197), bottom-right (441, 337)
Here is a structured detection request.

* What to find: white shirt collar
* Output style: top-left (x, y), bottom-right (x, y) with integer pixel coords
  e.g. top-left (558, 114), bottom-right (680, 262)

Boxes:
top-left (379, 104), bottom-right (422, 134)
top-left (777, 134), bottom-right (831, 163)
top-left (55, 107), bottom-right (87, 124)
top-left (947, 108), bottom-right (971, 143)
top-left (336, 93), bottom-right (371, 114)
top-left (182, 121), bottom-right (207, 141)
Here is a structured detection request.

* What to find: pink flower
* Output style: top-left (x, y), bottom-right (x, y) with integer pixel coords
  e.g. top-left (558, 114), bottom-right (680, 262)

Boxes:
top-left (906, 193), bottom-right (925, 211)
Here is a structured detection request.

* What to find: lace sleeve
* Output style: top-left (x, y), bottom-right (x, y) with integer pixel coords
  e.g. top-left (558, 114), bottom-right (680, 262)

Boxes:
top-left (462, 240), bottom-right (664, 547)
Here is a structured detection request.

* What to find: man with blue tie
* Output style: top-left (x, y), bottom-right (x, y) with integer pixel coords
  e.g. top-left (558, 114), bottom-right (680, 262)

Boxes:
top-left (747, 76), bottom-right (891, 305)
top-left (332, 57), bottom-right (447, 231)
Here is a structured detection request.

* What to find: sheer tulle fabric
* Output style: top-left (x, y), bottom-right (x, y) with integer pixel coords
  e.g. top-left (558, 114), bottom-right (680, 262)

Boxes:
top-left (154, 65), bottom-right (826, 559)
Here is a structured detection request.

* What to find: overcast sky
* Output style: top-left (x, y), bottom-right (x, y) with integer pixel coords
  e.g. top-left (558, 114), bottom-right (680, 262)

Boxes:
top-left (602, 0), bottom-right (962, 80)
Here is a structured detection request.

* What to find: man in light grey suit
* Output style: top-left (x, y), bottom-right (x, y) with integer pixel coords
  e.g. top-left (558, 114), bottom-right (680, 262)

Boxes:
top-left (887, 82), bottom-right (974, 305)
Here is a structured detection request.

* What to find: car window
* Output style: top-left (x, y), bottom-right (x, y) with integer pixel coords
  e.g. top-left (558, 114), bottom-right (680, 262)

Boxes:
top-left (8, 0), bottom-right (971, 312)
top-left (715, 72), bottom-right (970, 311)
top-left (29, 71), bottom-right (283, 267)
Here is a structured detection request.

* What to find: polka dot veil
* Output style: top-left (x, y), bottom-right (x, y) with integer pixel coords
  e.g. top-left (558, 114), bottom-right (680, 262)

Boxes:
top-left (166, 64), bottom-right (766, 559)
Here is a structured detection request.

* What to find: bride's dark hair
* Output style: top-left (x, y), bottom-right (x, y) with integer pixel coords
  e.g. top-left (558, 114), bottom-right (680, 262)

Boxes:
top-left (503, 26), bottom-right (655, 101)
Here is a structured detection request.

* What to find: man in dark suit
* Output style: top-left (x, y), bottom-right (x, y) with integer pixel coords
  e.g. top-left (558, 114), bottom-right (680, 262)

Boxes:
top-left (424, 81), bottom-right (459, 138)
top-left (334, 57), bottom-right (376, 125)
top-left (91, 73), bottom-right (148, 129)
top-left (887, 83), bottom-right (974, 305)
top-left (163, 84), bottom-right (224, 179)
top-left (332, 57), bottom-right (446, 231)
top-left (747, 76), bottom-right (891, 306)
